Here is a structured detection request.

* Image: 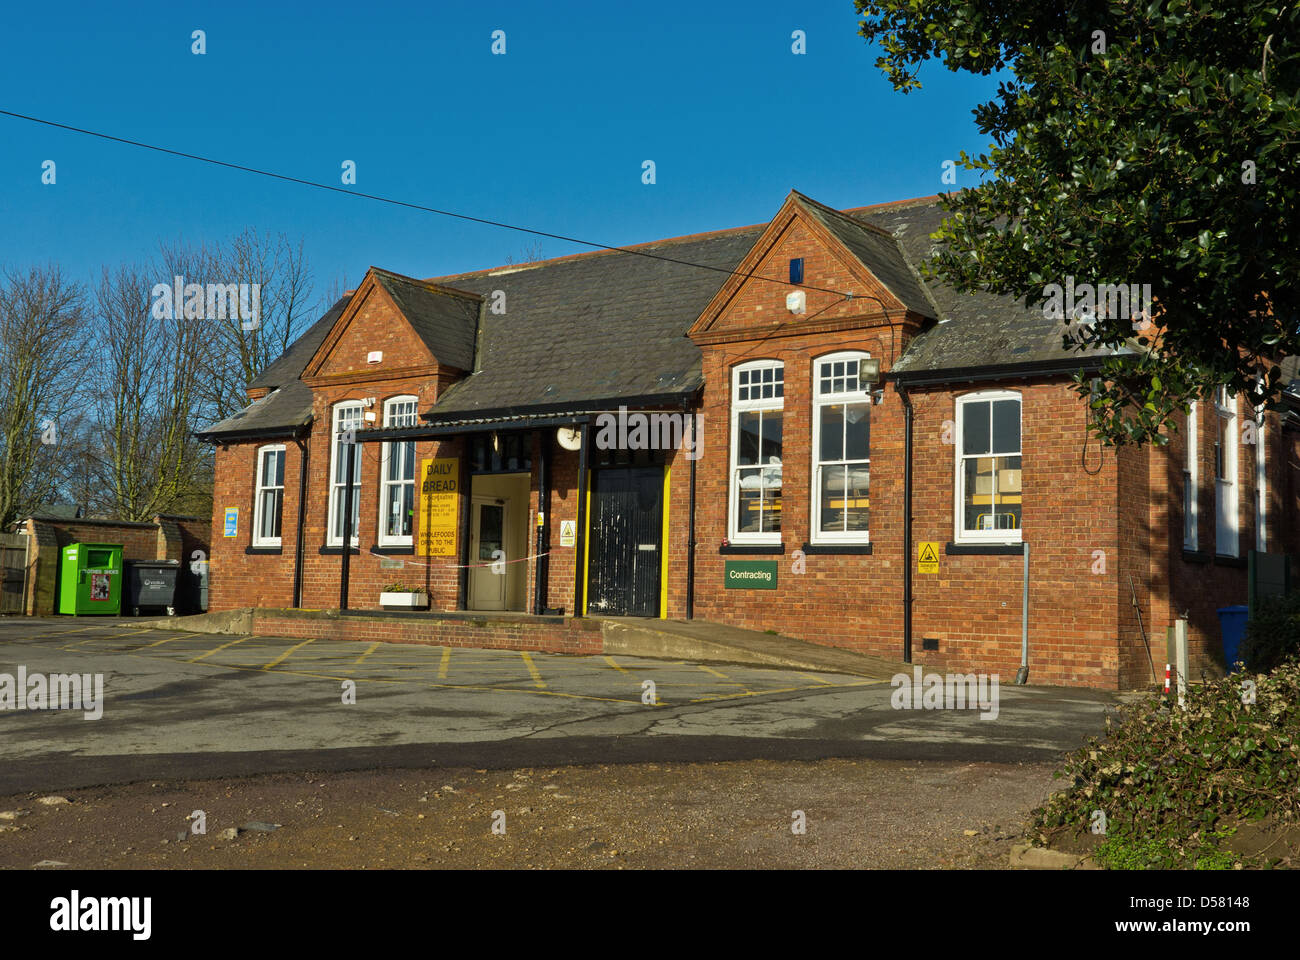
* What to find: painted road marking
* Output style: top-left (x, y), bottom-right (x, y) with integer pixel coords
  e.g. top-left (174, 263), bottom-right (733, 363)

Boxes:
top-left (696, 664), bottom-right (729, 679)
top-left (352, 642), bottom-right (382, 666)
top-left (602, 656), bottom-right (630, 674)
top-left (188, 636), bottom-right (249, 663)
top-left (262, 638), bottom-right (315, 671)
top-left (520, 651), bottom-right (546, 689)
top-left (439, 647), bottom-right (451, 679)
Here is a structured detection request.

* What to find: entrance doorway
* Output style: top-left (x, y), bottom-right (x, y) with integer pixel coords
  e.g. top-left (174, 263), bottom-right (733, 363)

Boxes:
top-left (586, 465), bottom-right (664, 617)
top-left (467, 473), bottom-right (530, 611)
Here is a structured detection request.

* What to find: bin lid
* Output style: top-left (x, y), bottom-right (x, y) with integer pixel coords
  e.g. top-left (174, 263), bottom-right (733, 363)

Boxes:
top-left (1217, 605), bottom-right (1249, 614)
top-left (125, 559), bottom-right (181, 567)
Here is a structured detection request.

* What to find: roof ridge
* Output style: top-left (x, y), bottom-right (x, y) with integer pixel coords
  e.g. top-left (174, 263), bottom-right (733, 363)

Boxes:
top-left (370, 265), bottom-right (484, 302)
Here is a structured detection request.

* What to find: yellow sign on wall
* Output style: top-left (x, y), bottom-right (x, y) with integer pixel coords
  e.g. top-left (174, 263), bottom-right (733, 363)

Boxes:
top-left (417, 458), bottom-right (459, 556)
top-left (918, 541), bottom-right (940, 573)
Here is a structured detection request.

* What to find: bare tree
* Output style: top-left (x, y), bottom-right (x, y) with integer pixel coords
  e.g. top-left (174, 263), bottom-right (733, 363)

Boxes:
top-left (91, 264), bottom-right (209, 521)
top-left (162, 229), bottom-right (315, 422)
top-left (0, 265), bottom-right (89, 528)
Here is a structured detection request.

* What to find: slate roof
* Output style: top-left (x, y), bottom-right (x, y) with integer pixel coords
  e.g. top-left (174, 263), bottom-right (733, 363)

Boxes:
top-left (859, 199), bottom-right (1128, 378)
top-left (197, 296), bottom-right (349, 439)
top-left (421, 226), bottom-right (765, 421)
top-left (370, 268), bottom-right (479, 372)
top-left (200, 192), bottom-right (1136, 439)
top-left (794, 192), bottom-right (935, 319)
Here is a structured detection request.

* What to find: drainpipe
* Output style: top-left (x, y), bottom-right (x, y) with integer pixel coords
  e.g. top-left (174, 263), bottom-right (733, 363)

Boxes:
top-left (1016, 542), bottom-right (1030, 684)
top-left (900, 384), bottom-right (913, 664)
top-left (572, 420), bottom-right (590, 617)
top-left (292, 434), bottom-right (308, 608)
top-left (533, 430), bottom-right (551, 615)
top-left (686, 406), bottom-right (697, 620)
top-left (339, 439), bottom-right (356, 610)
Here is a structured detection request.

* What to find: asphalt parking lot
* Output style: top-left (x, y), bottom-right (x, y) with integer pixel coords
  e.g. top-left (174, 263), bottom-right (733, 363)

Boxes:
top-left (0, 618), bottom-right (1120, 793)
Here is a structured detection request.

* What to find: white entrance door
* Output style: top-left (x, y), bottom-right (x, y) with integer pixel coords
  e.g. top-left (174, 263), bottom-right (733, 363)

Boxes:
top-left (469, 497), bottom-right (507, 610)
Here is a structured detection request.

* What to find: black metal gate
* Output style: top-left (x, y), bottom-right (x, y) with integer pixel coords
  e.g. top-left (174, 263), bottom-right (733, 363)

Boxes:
top-left (0, 533), bottom-right (30, 615)
top-left (586, 466), bottom-right (663, 617)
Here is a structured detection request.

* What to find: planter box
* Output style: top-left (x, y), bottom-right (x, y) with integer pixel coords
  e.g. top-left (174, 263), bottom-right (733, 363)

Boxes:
top-left (380, 592), bottom-right (429, 610)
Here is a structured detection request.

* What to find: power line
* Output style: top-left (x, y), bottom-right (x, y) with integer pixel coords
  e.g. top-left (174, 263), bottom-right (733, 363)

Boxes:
top-left (1, 108), bottom-right (863, 300)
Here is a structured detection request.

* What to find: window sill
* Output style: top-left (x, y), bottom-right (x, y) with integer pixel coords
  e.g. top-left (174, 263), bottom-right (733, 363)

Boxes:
top-left (245, 545), bottom-right (282, 555)
top-left (371, 544), bottom-right (415, 555)
top-left (720, 543), bottom-right (783, 555)
top-left (319, 544), bottom-right (361, 555)
top-left (945, 542), bottom-right (1024, 555)
top-left (1213, 553), bottom-right (1247, 568)
top-left (1181, 549), bottom-right (1211, 564)
top-left (801, 542), bottom-right (872, 555)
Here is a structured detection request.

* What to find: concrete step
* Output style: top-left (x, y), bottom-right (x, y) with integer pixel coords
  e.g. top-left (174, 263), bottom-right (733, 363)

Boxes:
top-left (598, 617), bottom-right (907, 679)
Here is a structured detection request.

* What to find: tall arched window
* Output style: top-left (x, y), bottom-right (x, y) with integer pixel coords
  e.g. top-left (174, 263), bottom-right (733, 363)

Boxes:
top-left (811, 352), bottom-right (871, 542)
top-left (328, 400), bottom-right (364, 546)
top-left (378, 396), bottom-right (419, 546)
top-left (729, 360), bottom-right (784, 542)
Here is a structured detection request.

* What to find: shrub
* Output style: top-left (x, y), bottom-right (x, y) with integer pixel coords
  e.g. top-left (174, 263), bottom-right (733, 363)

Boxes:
top-left (1240, 592), bottom-right (1300, 673)
top-left (381, 582), bottom-right (426, 594)
top-left (1029, 659), bottom-right (1300, 868)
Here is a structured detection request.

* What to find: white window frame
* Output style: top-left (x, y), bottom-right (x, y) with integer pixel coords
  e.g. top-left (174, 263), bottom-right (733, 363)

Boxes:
top-left (327, 400), bottom-right (365, 547)
top-left (1255, 407), bottom-right (1267, 553)
top-left (811, 351), bottom-right (872, 544)
top-left (954, 390), bottom-right (1023, 544)
top-left (1183, 400), bottom-right (1198, 551)
top-left (1214, 387), bottom-right (1239, 557)
top-left (252, 444), bottom-right (286, 548)
top-left (728, 359), bottom-right (784, 544)
top-left (377, 396), bottom-right (419, 547)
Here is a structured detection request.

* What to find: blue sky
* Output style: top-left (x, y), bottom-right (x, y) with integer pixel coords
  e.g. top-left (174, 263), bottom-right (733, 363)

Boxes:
top-left (0, 0), bottom-right (1001, 311)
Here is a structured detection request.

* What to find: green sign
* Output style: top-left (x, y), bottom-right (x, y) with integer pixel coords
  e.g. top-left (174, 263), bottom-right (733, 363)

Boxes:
top-left (724, 559), bottom-right (778, 590)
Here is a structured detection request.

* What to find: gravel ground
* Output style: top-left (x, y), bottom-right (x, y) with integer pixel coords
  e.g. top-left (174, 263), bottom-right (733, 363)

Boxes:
top-left (0, 758), bottom-right (1059, 869)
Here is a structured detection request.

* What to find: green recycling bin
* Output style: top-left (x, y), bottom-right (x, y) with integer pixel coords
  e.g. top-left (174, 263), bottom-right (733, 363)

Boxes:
top-left (57, 543), bottom-right (124, 616)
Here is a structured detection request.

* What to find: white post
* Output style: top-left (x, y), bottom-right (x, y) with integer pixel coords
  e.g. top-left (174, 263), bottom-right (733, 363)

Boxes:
top-left (1174, 618), bottom-right (1190, 708)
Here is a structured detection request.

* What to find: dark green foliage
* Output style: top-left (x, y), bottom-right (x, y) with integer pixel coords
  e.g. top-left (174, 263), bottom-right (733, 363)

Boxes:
top-left (1240, 592), bottom-right (1300, 672)
top-left (855, 1), bottom-right (1300, 445)
top-left (1030, 660), bottom-right (1300, 868)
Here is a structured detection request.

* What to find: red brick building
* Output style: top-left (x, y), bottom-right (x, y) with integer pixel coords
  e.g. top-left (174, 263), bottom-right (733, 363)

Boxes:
top-left (197, 192), bottom-right (1300, 689)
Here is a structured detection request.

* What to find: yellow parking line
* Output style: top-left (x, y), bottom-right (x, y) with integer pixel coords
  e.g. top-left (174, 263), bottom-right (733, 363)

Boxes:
top-left (696, 664), bottom-right (729, 679)
top-left (520, 651), bottom-right (546, 688)
top-left (603, 656), bottom-right (629, 674)
top-left (800, 672), bottom-right (833, 685)
top-left (439, 647), bottom-right (451, 679)
top-left (352, 642), bottom-right (381, 665)
top-left (136, 634), bottom-right (190, 649)
top-left (188, 636), bottom-right (248, 663)
top-left (262, 638), bottom-right (315, 671)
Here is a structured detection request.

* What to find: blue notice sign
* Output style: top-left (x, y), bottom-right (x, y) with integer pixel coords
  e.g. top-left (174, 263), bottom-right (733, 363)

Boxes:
top-left (223, 507), bottom-right (238, 538)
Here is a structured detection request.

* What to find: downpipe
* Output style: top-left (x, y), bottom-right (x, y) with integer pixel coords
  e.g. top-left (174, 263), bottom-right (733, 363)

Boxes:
top-left (1015, 541), bottom-right (1029, 685)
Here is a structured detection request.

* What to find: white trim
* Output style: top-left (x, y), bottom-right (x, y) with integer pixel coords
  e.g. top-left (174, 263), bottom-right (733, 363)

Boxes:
top-left (327, 400), bottom-right (364, 546)
top-left (377, 395), bottom-right (419, 547)
top-left (252, 444), bottom-right (286, 548)
top-left (1214, 389), bottom-right (1239, 557)
top-left (1255, 407), bottom-right (1267, 553)
top-left (1183, 400), bottom-right (1198, 550)
top-left (954, 390), bottom-right (1023, 544)
top-left (728, 360), bottom-right (784, 543)
top-left (810, 350), bottom-right (872, 544)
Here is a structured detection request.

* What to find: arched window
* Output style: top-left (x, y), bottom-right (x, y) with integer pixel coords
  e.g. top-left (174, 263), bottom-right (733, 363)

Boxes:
top-left (252, 444), bottom-right (285, 547)
top-left (327, 401), bottom-right (364, 546)
top-left (729, 360), bottom-right (784, 542)
top-left (378, 396), bottom-right (419, 546)
top-left (811, 351), bottom-right (871, 542)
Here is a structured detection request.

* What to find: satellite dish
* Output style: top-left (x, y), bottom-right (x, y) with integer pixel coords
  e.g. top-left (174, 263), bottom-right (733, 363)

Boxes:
top-left (556, 426), bottom-right (582, 451)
